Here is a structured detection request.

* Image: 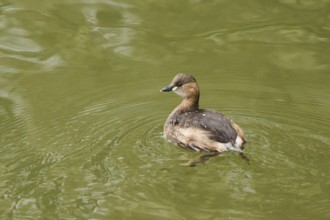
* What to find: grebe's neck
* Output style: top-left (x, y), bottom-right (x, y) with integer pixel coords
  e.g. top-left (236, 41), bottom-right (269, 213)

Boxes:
top-left (178, 95), bottom-right (199, 112)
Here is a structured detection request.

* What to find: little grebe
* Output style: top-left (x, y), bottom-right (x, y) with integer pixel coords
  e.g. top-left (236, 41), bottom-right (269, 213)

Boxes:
top-left (161, 73), bottom-right (246, 153)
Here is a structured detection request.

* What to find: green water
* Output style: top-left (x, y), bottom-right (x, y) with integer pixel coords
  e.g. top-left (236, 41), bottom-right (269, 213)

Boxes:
top-left (1, 0), bottom-right (330, 219)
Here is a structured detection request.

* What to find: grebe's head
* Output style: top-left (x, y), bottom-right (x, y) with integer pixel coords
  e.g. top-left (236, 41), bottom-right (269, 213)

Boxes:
top-left (161, 73), bottom-right (199, 99)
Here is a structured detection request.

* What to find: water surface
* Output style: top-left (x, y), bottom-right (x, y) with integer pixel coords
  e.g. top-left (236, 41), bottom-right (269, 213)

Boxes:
top-left (1, 1), bottom-right (330, 219)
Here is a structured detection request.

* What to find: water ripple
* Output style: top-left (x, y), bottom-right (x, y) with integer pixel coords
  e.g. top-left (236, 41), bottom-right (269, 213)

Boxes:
top-left (199, 25), bottom-right (329, 47)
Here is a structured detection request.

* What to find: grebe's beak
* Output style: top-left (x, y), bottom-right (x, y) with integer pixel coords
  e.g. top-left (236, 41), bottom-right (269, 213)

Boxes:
top-left (161, 85), bottom-right (173, 92)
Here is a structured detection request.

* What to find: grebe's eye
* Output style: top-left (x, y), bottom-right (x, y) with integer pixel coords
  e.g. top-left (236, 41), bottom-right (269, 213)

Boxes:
top-left (176, 82), bottom-right (183, 87)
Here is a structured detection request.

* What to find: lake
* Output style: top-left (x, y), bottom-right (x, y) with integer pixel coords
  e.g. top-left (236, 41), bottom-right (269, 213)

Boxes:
top-left (1, 0), bottom-right (329, 219)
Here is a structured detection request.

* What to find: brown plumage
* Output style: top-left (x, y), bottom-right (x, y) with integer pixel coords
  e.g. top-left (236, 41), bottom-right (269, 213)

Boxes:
top-left (161, 73), bottom-right (246, 153)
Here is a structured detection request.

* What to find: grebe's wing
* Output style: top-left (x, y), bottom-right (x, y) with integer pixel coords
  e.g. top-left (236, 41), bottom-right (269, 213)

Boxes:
top-left (177, 109), bottom-right (237, 144)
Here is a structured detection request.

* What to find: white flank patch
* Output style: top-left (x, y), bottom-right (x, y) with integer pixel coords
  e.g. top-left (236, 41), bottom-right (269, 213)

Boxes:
top-left (235, 136), bottom-right (243, 148)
